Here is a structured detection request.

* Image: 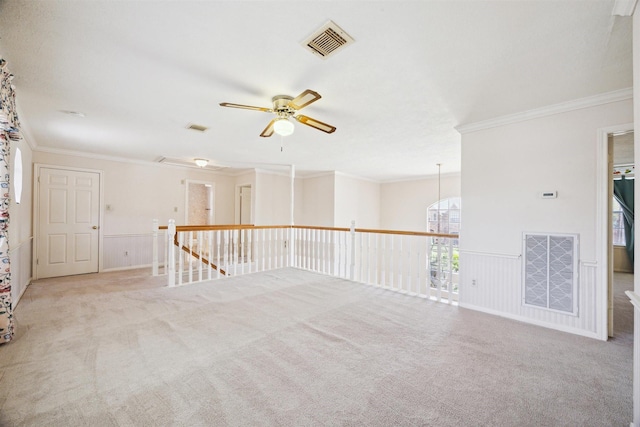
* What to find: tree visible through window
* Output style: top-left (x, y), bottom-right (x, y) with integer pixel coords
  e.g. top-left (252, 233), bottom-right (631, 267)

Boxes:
top-left (427, 197), bottom-right (461, 291)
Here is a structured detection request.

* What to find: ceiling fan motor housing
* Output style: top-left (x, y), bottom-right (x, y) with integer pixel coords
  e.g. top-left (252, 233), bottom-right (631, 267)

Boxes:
top-left (272, 95), bottom-right (295, 118)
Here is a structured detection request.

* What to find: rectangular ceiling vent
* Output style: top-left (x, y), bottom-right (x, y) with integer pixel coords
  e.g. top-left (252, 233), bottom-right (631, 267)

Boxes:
top-left (302, 20), bottom-right (354, 59)
top-left (186, 123), bottom-right (208, 132)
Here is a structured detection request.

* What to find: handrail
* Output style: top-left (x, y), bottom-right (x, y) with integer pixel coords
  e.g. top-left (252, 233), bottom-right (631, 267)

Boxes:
top-left (174, 234), bottom-right (227, 276)
top-left (159, 223), bottom-right (458, 239)
top-left (154, 220), bottom-right (460, 304)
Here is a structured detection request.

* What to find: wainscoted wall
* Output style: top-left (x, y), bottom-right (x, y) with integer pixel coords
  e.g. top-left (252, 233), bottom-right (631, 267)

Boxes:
top-left (459, 251), bottom-right (600, 339)
top-left (10, 237), bottom-right (31, 307)
top-left (103, 233), bottom-right (165, 271)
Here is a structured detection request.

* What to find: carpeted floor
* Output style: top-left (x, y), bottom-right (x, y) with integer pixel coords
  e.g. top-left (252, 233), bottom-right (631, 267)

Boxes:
top-left (0, 267), bottom-right (633, 426)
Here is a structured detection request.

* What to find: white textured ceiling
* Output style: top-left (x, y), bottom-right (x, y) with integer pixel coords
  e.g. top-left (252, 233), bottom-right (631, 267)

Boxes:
top-left (0, 1), bottom-right (632, 181)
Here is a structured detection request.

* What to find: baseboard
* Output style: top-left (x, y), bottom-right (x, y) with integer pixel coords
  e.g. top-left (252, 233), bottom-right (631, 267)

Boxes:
top-left (458, 302), bottom-right (602, 341)
top-left (13, 277), bottom-right (32, 309)
top-left (101, 264), bottom-right (153, 273)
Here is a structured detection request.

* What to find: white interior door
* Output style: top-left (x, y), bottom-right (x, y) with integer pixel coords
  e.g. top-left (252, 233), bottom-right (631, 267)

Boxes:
top-left (37, 167), bottom-right (100, 278)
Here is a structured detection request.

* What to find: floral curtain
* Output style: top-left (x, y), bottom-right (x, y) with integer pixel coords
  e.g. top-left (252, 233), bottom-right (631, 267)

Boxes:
top-left (0, 57), bottom-right (18, 343)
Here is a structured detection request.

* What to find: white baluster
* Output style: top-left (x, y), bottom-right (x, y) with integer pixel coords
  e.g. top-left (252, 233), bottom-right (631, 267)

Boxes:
top-left (167, 219), bottom-right (176, 287)
top-left (188, 231), bottom-right (193, 284)
top-left (152, 219), bottom-right (159, 276)
top-left (197, 230), bottom-right (203, 282)
top-left (208, 230), bottom-right (213, 280)
top-left (349, 222), bottom-right (355, 281)
top-left (216, 230), bottom-right (221, 279)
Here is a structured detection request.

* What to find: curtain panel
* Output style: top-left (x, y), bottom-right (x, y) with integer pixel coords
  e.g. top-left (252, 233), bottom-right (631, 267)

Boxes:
top-left (613, 176), bottom-right (635, 267)
top-left (0, 56), bottom-right (18, 343)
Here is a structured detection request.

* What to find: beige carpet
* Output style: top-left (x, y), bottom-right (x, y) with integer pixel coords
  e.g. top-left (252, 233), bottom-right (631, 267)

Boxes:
top-left (0, 267), bottom-right (633, 426)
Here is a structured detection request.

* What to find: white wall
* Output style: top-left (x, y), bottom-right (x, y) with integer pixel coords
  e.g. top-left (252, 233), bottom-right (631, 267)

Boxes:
top-left (254, 170), bottom-right (291, 225)
top-left (9, 136), bottom-right (33, 306)
top-left (32, 151), bottom-right (237, 270)
top-left (294, 176), bottom-right (304, 225)
top-left (299, 173), bottom-right (335, 227)
top-left (380, 174), bottom-right (461, 231)
top-left (334, 173), bottom-right (380, 229)
top-left (459, 98), bottom-right (633, 339)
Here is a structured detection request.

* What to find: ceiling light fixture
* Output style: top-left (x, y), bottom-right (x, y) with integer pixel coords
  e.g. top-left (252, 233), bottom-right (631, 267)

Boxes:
top-left (194, 158), bottom-right (209, 168)
top-left (273, 118), bottom-right (294, 136)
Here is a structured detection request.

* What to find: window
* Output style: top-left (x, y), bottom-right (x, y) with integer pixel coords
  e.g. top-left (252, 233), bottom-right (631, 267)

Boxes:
top-left (427, 197), bottom-right (460, 243)
top-left (612, 197), bottom-right (625, 246)
top-left (427, 197), bottom-right (461, 292)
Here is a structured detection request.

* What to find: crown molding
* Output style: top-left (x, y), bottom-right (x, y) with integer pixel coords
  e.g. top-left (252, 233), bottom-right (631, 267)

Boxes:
top-left (254, 168), bottom-right (291, 178)
top-left (456, 87), bottom-right (633, 134)
top-left (296, 171), bottom-right (337, 180)
top-left (381, 171), bottom-right (461, 184)
top-left (334, 171), bottom-right (380, 183)
top-left (32, 146), bottom-right (243, 176)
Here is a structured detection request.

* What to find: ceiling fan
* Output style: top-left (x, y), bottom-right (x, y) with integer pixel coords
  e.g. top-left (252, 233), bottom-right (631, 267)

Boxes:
top-left (220, 89), bottom-right (336, 137)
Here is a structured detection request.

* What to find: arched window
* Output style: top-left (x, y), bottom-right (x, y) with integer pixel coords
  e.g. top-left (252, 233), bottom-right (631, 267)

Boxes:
top-left (427, 197), bottom-right (460, 240)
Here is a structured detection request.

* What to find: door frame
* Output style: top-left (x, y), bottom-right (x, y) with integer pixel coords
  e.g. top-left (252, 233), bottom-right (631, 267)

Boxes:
top-left (596, 123), bottom-right (634, 340)
top-left (184, 179), bottom-right (215, 225)
top-left (235, 183), bottom-right (253, 225)
top-left (32, 164), bottom-right (104, 280)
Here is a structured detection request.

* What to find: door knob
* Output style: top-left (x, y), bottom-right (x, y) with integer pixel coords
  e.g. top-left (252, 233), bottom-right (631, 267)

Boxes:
top-left (92, 226), bottom-right (98, 230)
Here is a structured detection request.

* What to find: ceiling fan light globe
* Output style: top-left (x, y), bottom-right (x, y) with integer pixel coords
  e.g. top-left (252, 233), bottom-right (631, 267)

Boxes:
top-left (273, 118), bottom-right (294, 136)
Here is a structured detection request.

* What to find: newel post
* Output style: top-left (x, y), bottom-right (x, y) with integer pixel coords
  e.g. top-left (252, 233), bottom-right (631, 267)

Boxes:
top-left (350, 220), bottom-right (356, 281)
top-left (167, 219), bottom-right (176, 287)
top-left (152, 219), bottom-right (159, 276)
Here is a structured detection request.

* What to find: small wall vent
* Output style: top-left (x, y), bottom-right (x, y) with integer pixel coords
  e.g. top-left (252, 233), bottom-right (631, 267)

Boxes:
top-left (302, 20), bottom-right (355, 59)
top-left (186, 123), bottom-right (209, 132)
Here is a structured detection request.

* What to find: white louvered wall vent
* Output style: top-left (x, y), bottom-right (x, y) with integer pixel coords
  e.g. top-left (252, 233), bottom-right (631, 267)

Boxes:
top-left (523, 233), bottom-right (579, 315)
top-left (302, 20), bottom-right (355, 59)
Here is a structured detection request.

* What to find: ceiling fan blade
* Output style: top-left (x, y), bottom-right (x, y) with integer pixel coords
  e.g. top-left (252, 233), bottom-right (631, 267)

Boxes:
top-left (260, 119), bottom-right (276, 137)
top-left (288, 89), bottom-right (321, 110)
top-left (294, 115), bottom-right (336, 134)
top-left (219, 102), bottom-right (272, 113)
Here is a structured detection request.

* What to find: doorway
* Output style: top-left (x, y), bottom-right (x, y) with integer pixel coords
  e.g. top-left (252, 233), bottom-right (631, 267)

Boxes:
top-left (610, 130), bottom-right (635, 340)
top-left (185, 180), bottom-right (215, 225)
top-left (236, 184), bottom-right (252, 225)
top-left (34, 165), bottom-right (102, 279)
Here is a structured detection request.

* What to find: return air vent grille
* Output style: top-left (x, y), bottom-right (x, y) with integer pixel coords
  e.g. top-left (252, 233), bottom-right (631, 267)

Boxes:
top-left (302, 20), bottom-right (354, 59)
top-left (523, 233), bottom-right (578, 315)
top-left (156, 157), bottom-right (226, 171)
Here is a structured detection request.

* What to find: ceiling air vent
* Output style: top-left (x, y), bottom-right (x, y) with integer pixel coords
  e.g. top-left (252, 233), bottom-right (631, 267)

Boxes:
top-left (302, 20), bottom-right (354, 59)
top-left (186, 123), bottom-right (208, 132)
top-left (156, 156), bottom-right (227, 171)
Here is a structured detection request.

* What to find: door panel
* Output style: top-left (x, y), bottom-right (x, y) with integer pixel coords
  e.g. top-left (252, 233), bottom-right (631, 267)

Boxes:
top-left (38, 168), bottom-right (100, 278)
